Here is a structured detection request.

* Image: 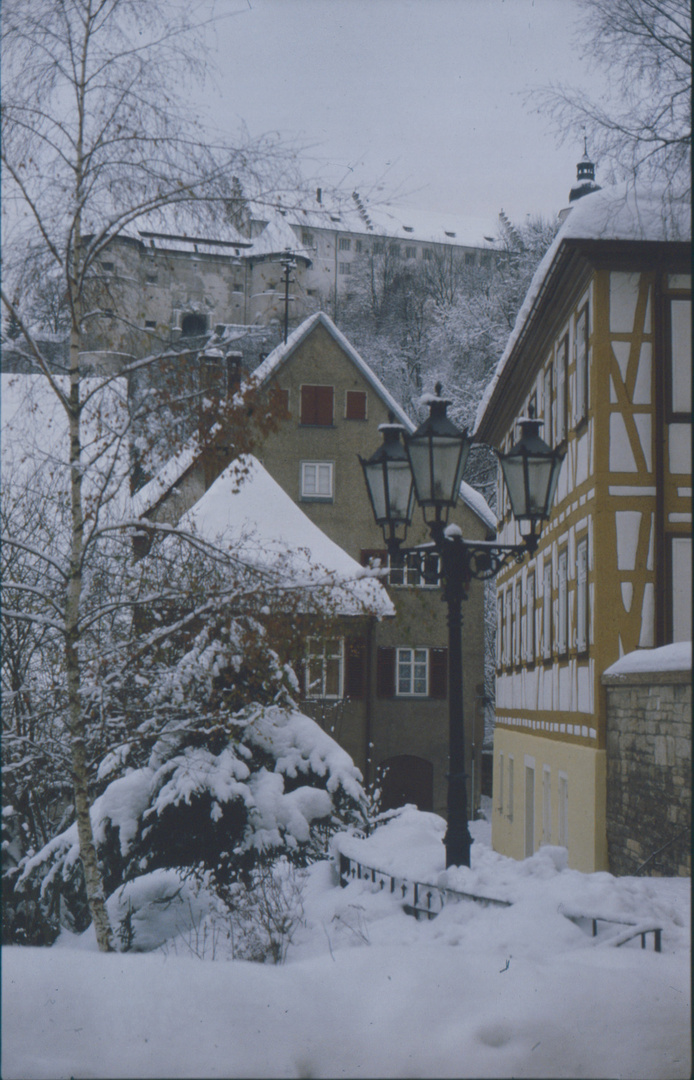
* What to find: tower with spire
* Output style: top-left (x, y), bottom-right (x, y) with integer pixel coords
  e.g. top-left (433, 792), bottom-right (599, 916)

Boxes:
top-left (569, 137), bottom-right (601, 203)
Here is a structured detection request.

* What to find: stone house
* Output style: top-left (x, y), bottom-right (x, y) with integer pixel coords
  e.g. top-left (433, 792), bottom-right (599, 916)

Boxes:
top-left (133, 311), bottom-right (496, 818)
top-left (475, 183), bottom-right (691, 872)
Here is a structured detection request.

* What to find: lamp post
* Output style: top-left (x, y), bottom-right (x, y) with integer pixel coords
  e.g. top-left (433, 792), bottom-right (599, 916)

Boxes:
top-left (360, 386), bottom-right (564, 868)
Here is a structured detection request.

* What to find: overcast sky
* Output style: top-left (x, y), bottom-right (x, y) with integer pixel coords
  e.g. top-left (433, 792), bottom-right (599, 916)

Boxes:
top-left (204, 0), bottom-right (603, 233)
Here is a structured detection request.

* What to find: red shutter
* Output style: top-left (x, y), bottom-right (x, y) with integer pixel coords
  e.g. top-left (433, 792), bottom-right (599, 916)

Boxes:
top-left (344, 638), bottom-right (366, 699)
top-left (376, 647), bottom-right (396, 698)
top-left (274, 387), bottom-right (290, 417)
top-left (346, 390), bottom-right (367, 420)
top-left (429, 648), bottom-right (448, 698)
top-left (301, 384), bottom-right (333, 425)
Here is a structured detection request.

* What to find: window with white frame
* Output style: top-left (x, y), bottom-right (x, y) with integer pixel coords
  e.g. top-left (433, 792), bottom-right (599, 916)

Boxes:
top-left (526, 571), bottom-right (536, 664)
top-left (575, 304), bottom-right (589, 424)
top-left (339, 262), bottom-right (352, 275)
top-left (542, 766), bottom-right (552, 844)
top-left (305, 637), bottom-right (344, 698)
top-left (558, 772), bottom-right (569, 847)
top-left (542, 558), bottom-right (552, 660)
top-left (301, 461), bottom-right (333, 500)
top-left (396, 647), bottom-right (429, 696)
top-left (496, 593), bottom-right (504, 667)
top-left (576, 537), bottom-right (589, 652)
top-left (338, 237), bottom-right (352, 251)
top-left (507, 756), bottom-right (514, 821)
top-left (513, 579), bottom-right (521, 665)
top-left (669, 297), bottom-right (691, 417)
top-left (505, 586), bottom-right (512, 667)
top-left (557, 549), bottom-right (568, 654)
top-left (543, 364), bottom-right (553, 447)
top-left (498, 752), bottom-right (505, 814)
top-left (387, 550), bottom-right (440, 588)
top-left (556, 335), bottom-right (568, 443)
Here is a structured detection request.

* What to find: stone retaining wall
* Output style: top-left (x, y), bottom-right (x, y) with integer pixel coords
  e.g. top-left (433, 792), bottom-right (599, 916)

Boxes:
top-left (603, 668), bottom-right (691, 877)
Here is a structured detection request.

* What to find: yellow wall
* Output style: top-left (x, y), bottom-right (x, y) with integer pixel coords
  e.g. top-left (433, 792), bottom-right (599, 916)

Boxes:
top-left (491, 726), bottom-right (607, 872)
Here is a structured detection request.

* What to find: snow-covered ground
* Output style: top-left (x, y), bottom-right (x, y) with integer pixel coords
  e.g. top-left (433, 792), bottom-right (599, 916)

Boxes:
top-left (3, 806), bottom-right (690, 1079)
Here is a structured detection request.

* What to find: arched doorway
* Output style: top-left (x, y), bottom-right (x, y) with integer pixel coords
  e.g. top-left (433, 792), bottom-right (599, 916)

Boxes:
top-left (378, 755), bottom-right (434, 812)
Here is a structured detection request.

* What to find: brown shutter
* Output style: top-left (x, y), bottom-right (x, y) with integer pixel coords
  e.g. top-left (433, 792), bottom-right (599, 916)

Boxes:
top-left (346, 390), bottom-right (367, 420)
top-left (376, 647), bottom-right (396, 698)
top-left (344, 638), bottom-right (366, 699)
top-left (429, 648), bottom-right (448, 698)
top-left (360, 548), bottom-right (387, 568)
top-left (301, 384), bottom-right (333, 425)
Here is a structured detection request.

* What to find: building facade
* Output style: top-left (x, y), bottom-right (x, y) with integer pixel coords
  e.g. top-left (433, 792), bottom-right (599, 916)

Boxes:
top-left (134, 312), bottom-right (496, 819)
top-left (475, 184), bottom-right (691, 872)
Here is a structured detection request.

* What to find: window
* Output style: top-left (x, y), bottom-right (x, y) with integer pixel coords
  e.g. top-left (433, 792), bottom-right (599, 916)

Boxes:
top-left (146, 272), bottom-right (158, 285)
top-left (496, 594), bottom-right (504, 667)
top-left (355, 239), bottom-right (363, 253)
top-left (498, 752), bottom-right (505, 814)
top-left (558, 772), bottom-right (569, 847)
top-left (668, 297), bottom-right (692, 417)
top-left (576, 538), bottom-right (588, 652)
top-left (513, 579), bottom-right (521, 665)
top-left (372, 242), bottom-right (385, 255)
top-left (345, 390), bottom-right (367, 420)
top-left (507, 756), bottom-right (514, 821)
top-left (505, 586), bottom-right (512, 668)
top-left (390, 244), bottom-right (401, 258)
top-left (180, 312), bottom-right (208, 337)
top-left (397, 647), bottom-right (429, 696)
top-left (464, 252), bottom-right (475, 266)
top-left (301, 230), bottom-right (313, 247)
top-left (301, 461), bottom-right (333, 500)
top-left (524, 759), bottom-right (535, 857)
top-left (387, 550), bottom-right (440, 588)
top-left (542, 558), bottom-right (552, 660)
top-left (405, 246), bottom-right (417, 259)
top-left (305, 637), bottom-right (343, 698)
top-left (300, 384), bottom-right (333, 426)
top-left (542, 766), bottom-right (552, 844)
top-left (338, 237), bottom-right (352, 251)
top-left (671, 536), bottom-right (692, 642)
top-left (557, 549), bottom-right (568, 655)
top-left (575, 304), bottom-right (589, 424)
top-left (543, 364), bottom-right (553, 447)
top-left (526, 572), bottom-right (536, 664)
top-left (101, 261), bottom-right (115, 272)
top-left (144, 320), bottom-right (156, 329)
top-left (555, 335), bottom-right (568, 442)
top-left (423, 248), bottom-right (433, 261)
top-left (339, 262), bottom-right (352, 275)
top-left (376, 646), bottom-right (447, 699)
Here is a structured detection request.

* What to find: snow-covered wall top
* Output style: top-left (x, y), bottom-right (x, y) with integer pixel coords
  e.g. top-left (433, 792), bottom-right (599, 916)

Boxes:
top-left (475, 184), bottom-right (692, 434)
top-left (177, 455), bottom-right (394, 618)
top-left (603, 641), bottom-right (691, 677)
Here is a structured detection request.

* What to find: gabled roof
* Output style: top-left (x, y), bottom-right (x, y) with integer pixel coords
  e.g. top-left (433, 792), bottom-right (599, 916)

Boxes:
top-left (475, 184), bottom-right (691, 437)
top-left (178, 455), bottom-right (394, 618)
top-left (253, 311), bottom-right (497, 532)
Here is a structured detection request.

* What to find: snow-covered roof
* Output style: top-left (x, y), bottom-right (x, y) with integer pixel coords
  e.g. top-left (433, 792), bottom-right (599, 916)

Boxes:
top-left (177, 455), bottom-right (394, 618)
top-left (604, 641), bottom-right (691, 677)
top-left (475, 184), bottom-right (692, 434)
top-left (253, 311), bottom-right (497, 533)
top-left (272, 197), bottom-right (498, 250)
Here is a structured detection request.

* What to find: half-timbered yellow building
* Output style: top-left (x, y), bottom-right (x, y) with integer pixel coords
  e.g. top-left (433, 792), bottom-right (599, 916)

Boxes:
top-left (475, 184), bottom-right (691, 872)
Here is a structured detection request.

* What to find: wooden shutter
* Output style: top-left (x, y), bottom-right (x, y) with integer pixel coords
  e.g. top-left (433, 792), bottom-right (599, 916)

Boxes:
top-left (376, 647), bottom-right (396, 698)
top-left (301, 384), bottom-right (333, 426)
top-left (344, 638), bottom-right (366, 699)
top-left (346, 390), bottom-right (367, 420)
top-left (429, 648), bottom-right (448, 698)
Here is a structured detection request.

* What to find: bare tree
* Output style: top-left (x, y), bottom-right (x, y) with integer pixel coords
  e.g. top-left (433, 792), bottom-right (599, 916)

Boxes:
top-left (1, 0), bottom-right (302, 950)
top-left (533, 0), bottom-right (691, 197)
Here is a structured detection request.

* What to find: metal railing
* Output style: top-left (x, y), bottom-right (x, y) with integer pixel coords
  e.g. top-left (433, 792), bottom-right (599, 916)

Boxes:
top-left (339, 854), bottom-right (664, 950)
top-left (338, 852), bottom-right (511, 920)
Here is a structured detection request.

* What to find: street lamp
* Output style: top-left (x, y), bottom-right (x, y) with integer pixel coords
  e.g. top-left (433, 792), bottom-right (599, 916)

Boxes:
top-left (360, 385), bottom-right (565, 868)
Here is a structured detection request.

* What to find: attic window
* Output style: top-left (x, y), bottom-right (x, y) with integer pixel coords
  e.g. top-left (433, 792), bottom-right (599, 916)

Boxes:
top-left (144, 320), bottom-right (156, 329)
top-left (403, 226), bottom-right (414, 233)
top-left (330, 215), bottom-right (341, 222)
top-left (101, 261), bottom-right (115, 272)
top-left (444, 231), bottom-right (456, 238)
